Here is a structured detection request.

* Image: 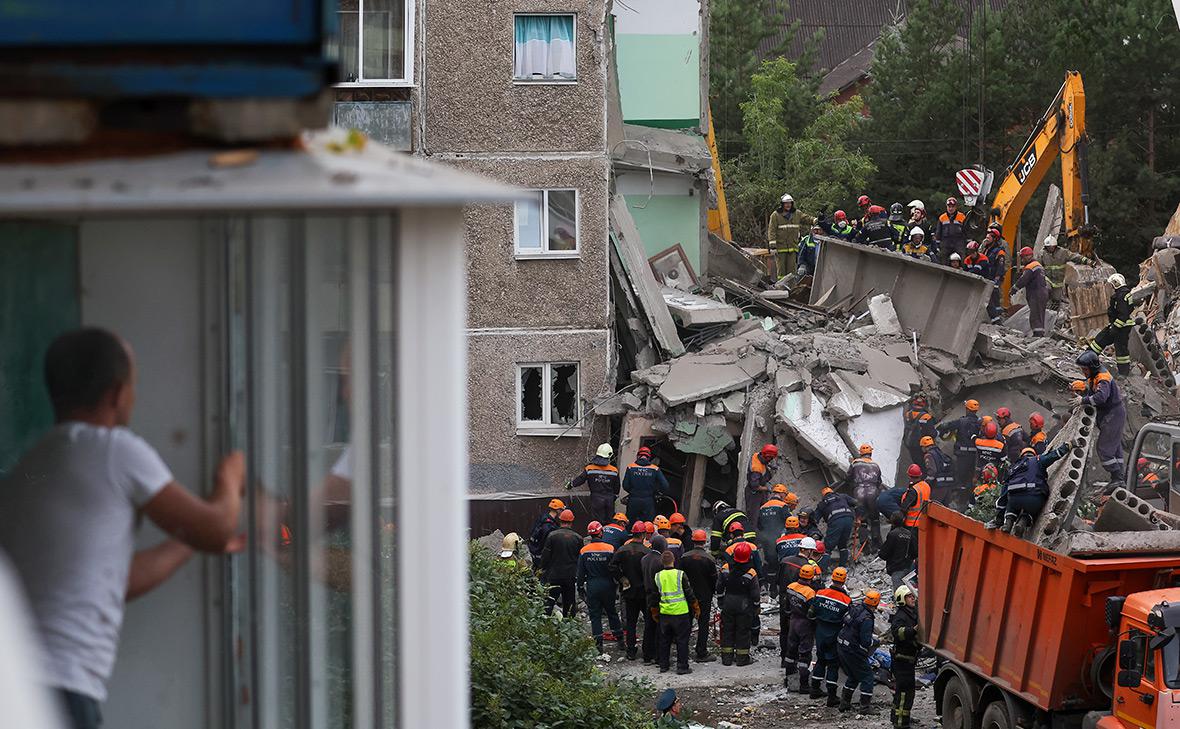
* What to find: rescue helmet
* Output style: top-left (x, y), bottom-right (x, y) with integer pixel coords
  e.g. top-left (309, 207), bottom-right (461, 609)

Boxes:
top-left (1029, 412), bottom-right (1044, 429)
top-left (613, 512), bottom-right (629, 524)
top-left (645, 521), bottom-right (656, 534)
top-left (995, 406), bottom-right (1011, 420)
top-left (1020, 447), bottom-right (1037, 458)
top-left (982, 421), bottom-right (998, 438)
top-left (760, 444), bottom-right (779, 459)
top-left (864, 590), bottom-right (882, 607)
top-left (834, 210), bottom-right (848, 222)
top-left (920, 436), bottom-right (935, 447)
top-left (894, 585), bottom-right (914, 603)
top-left (981, 463), bottom-right (999, 481)
top-left (890, 202), bottom-right (905, 217)
top-left (965, 399), bottom-right (980, 412)
top-left (966, 240), bottom-right (979, 252)
top-left (781, 193), bottom-right (794, 204)
top-left (732, 541), bottom-right (752, 563)
top-left (912, 395), bottom-right (928, 407)
top-left (800, 537), bottom-right (817, 551)
top-left (637, 445), bottom-right (653, 458)
top-left (1019, 246), bottom-right (1034, 259)
top-left (831, 567), bottom-right (848, 583)
top-left (548, 498), bottom-right (566, 510)
top-left (908, 199), bottom-right (925, 211)
top-left (798, 508), bottom-right (812, 521)
top-left (907, 464), bottom-right (923, 478)
top-left (500, 533), bottom-right (520, 558)
top-left (596, 443), bottom-right (614, 459)
top-left (1044, 235), bottom-right (1059, 248)
top-left (1108, 273), bottom-right (1126, 288)
top-left (654, 515), bottom-right (671, 530)
top-left (1071, 380), bottom-right (1087, 393)
top-left (981, 415), bottom-right (994, 426)
top-left (857, 195), bottom-right (872, 207)
top-left (799, 564), bottom-right (818, 580)
top-left (669, 512), bottom-right (687, 525)
top-left (631, 521), bottom-right (647, 535)
top-left (772, 483), bottom-right (789, 495)
top-left (1137, 457), bottom-right (1149, 471)
top-left (814, 540), bottom-right (826, 554)
top-left (946, 197), bottom-right (958, 206)
top-left (691, 529), bottom-right (708, 543)
top-left (950, 252), bottom-right (962, 263)
top-left (1076, 350), bottom-right (1100, 372)
top-left (587, 521), bottom-right (604, 536)
top-left (785, 516), bottom-right (800, 529)
top-left (727, 521), bottom-right (745, 533)
top-left (868, 204), bottom-right (886, 215)
top-left (559, 509), bottom-right (575, 523)
top-left (987, 224), bottom-right (1002, 238)
top-left (821, 486), bottom-right (834, 495)
top-left (859, 443), bottom-right (874, 455)
top-left (784, 492), bottom-right (799, 507)
top-left (909, 227), bottom-right (926, 238)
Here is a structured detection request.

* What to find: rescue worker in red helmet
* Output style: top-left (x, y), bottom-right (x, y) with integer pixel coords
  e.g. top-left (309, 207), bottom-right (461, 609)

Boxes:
top-left (1013, 246), bottom-right (1049, 337)
top-left (982, 226), bottom-right (1008, 323)
top-left (540, 509), bottom-right (583, 617)
top-left (824, 209), bottom-right (856, 240)
top-left (609, 521), bottom-right (655, 660)
top-left (855, 195), bottom-right (873, 229)
top-left (716, 540), bottom-right (759, 666)
top-left (1028, 412), bottom-right (1047, 454)
top-left (576, 520), bottom-right (623, 653)
top-left (995, 407), bottom-right (1029, 467)
top-left (936, 399), bottom-right (981, 507)
top-left (622, 445), bottom-right (669, 523)
top-left (857, 205), bottom-right (900, 250)
top-left (934, 197), bottom-right (968, 266)
top-left (724, 522), bottom-right (764, 646)
top-left (747, 443), bottom-right (780, 515)
top-left (963, 239), bottom-right (991, 279)
top-left (679, 529), bottom-right (719, 662)
top-left (899, 464), bottom-right (930, 530)
top-left (974, 420), bottom-right (1007, 482)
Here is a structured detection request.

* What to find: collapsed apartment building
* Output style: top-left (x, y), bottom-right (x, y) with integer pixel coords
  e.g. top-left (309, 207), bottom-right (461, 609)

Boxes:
top-left (597, 187), bottom-right (1180, 555)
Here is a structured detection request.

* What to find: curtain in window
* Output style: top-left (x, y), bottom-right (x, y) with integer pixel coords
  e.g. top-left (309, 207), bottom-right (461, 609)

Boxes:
top-left (514, 15), bottom-right (575, 79)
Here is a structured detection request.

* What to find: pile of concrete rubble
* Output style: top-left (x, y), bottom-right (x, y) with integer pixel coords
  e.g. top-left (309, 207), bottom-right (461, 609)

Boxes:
top-left (605, 217), bottom-right (1180, 555)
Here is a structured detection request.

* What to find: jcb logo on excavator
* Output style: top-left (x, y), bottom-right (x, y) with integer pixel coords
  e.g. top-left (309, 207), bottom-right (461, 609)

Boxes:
top-left (1015, 149), bottom-right (1038, 184)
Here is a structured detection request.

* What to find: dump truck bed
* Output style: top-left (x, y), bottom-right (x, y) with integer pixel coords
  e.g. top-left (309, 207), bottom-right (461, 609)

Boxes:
top-left (918, 504), bottom-right (1180, 712)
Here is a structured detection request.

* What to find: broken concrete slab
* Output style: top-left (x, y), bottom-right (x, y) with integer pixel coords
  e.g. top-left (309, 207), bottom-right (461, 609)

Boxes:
top-left (835, 371), bottom-right (909, 411)
top-left (944, 360), bottom-right (1044, 394)
top-left (1094, 487), bottom-right (1169, 532)
top-left (861, 346), bottom-right (921, 394)
top-left (672, 420), bottom-right (734, 458)
top-left (707, 233), bottom-right (766, 288)
top-left (841, 405), bottom-right (904, 488)
top-left (824, 375), bottom-right (864, 421)
top-left (720, 391), bottom-right (746, 418)
top-left (1029, 405), bottom-right (1097, 549)
top-left (775, 367), bottom-right (806, 393)
top-left (610, 195), bottom-right (686, 357)
top-left (1065, 529), bottom-right (1180, 557)
top-left (1002, 305), bottom-right (1060, 336)
top-left (868, 293), bottom-right (901, 335)
top-left (778, 388), bottom-right (851, 475)
top-left (657, 353), bottom-right (767, 406)
top-left (662, 287), bottom-right (742, 326)
top-left (631, 363), bottom-right (670, 388)
top-left (810, 235), bottom-right (991, 361)
top-left (919, 348), bottom-right (957, 376)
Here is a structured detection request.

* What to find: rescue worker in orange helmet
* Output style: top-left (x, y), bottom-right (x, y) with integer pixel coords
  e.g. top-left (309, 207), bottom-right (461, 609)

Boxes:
top-left (903, 396), bottom-right (935, 467)
top-left (747, 444), bottom-right (780, 515)
top-left (540, 509), bottom-right (583, 617)
top-left (679, 529), bottom-right (719, 662)
top-left (782, 563), bottom-right (819, 692)
top-left (602, 512), bottom-right (630, 549)
top-left (608, 521), bottom-right (654, 660)
top-left (527, 498), bottom-right (565, 563)
top-left (758, 484), bottom-right (791, 597)
top-left (936, 399), bottom-right (981, 506)
top-left (843, 443), bottom-right (884, 549)
top-left (837, 591), bottom-right (882, 714)
top-left (921, 435), bottom-right (954, 504)
top-left (808, 566), bottom-right (852, 704)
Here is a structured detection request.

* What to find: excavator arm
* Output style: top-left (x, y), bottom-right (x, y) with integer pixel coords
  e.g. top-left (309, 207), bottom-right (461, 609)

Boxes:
top-left (989, 71), bottom-right (1093, 298)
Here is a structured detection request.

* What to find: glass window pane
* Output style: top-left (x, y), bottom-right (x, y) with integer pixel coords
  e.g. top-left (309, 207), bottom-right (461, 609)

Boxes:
top-left (520, 366), bottom-right (544, 422)
top-left (337, 4), bottom-right (360, 82)
top-left (362, 0), bottom-right (405, 80)
top-left (514, 15), bottom-right (576, 80)
top-left (514, 194), bottom-right (543, 251)
top-left (550, 364), bottom-right (578, 425)
top-left (546, 190), bottom-right (577, 251)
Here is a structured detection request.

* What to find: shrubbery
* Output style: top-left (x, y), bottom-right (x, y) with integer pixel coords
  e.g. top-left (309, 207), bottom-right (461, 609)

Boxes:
top-left (469, 544), bottom-right (651, 728)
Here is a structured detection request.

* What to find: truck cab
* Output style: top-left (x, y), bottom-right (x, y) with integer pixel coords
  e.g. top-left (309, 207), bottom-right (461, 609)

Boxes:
top-left (1127, 422), bottom-right (1180, 513)
top-left (1098, 591), bottom-right (1180, 728)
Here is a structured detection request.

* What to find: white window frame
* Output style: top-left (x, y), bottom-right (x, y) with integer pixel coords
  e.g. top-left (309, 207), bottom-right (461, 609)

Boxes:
top-left (516, 362), bottom-right (582, 436)
top-left (512, 12), bottom-right (578, 85)
top-left (513, 188), bottom-right (580, 259)
top-left (335, 0), bottom-right (416, 87)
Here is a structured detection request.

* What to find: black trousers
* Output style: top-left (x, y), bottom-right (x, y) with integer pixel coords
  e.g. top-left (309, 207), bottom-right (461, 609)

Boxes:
top-left (720, 606), bottom-right (752, 659)
top-left (658, 613), bottom-right (692, 670)
top-left (643, 605), bottom-right (659, 660)
top-left (622, 595), bottom-right (645, 653)
top-left (59, 690), bottom-right (102, 729)
top-left (694, 593), bottom-right (713, 657)
top-left (892, 655), bottom-right (916, 728)
top-left (544, 578), bottom-right (576, 617)
top-left (1092, 324), bottom-right (1131, 368)
top-left (590, 492), bottom-right (615, 524)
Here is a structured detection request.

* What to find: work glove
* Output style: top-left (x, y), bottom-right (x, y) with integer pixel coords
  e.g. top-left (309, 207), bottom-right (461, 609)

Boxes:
top-left (651, 607), bottom-right (661, 622)
top-left (563, 479), bottom-right (573, 491)
top-left (692, 602), bottom-right (701, 618)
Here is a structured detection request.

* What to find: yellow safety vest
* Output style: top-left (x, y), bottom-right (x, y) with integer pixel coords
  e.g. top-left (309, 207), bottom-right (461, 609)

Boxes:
top-left (656, 569), bottom-right (689, 615)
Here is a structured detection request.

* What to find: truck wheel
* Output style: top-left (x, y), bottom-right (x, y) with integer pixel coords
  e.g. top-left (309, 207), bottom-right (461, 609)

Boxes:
top-left (980, 701), bottom-right (1012, 729)
top-left (942, 675), bottom-right (975, 729)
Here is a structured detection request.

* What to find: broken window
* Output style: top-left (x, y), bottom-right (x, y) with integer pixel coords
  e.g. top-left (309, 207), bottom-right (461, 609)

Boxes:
top-left (337, 0), bottom-right (412, 83)
top-left (513, 14), bottom-right (576, 81)
top-left (517, 362), bottom-right (580, 432)
top-left (514, 189), bottom-right (579, 257)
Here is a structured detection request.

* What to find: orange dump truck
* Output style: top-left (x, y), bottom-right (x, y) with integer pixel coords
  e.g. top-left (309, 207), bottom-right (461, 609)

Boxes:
top-left (918, 503), bottom-right (1180, 729)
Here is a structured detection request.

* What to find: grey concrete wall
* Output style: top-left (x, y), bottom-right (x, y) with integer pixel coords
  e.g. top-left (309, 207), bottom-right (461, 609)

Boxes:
top-left (467, 330), bottom-right (611, 494)
top-left (333, 101), bottom-right (412, 150)
top-left (444, 155), bottom-right (611, 330)
top-left (423, 0), bottom-right (607, 153)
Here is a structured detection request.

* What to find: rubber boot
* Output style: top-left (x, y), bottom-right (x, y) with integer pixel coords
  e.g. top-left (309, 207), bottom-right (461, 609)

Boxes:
top-left (783, 661), bottom-right (796, 688)
top-left (595, 639), bottom-right (604, 655)
top-left (1015, 514), bottom-right (1033, 538)
top-left (826, 683), bottom-right (841, 708)
top-left (1000, 513), bottom-right (1016, 533)
top-left (838, 687), bottom-right (854, 712)
top-left (1117, 363), bottom-right (1131, 376)
top-left (676, 665), bottom-right (692, 675)
top-left (983, 517), bottom-right (1000, 530)
top-left (736, 652), bottom-right (751, 667)
top-left (809, 677), bottom-right (825, 699)
top-left (797, 668), bottom-right (812, 694)
top-left (721, 651), bottom-right (734, 666)
top-left (859, 693), bottom-right (878, 715)
top-left (694, 652), bottom-right (716, 663)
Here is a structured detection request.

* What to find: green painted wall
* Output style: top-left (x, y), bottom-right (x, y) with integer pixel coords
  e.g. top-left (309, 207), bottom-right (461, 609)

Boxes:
top-left (624, 195), bottom-right (701, 275)
top-left (0, 223), bottom-right (79, 473)
top-left (615, 34), bottom-right (699, 128)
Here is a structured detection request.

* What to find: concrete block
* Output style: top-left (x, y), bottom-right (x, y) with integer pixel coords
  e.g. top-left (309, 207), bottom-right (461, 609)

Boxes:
top-left (720, 391), bottom-right (746, 417)
top-left (775, 367), bottom-right (805, 393)
top-left (707, 233), bottom-right (766, 288)
top-left (835, 371), bottom-right (909, 411)
top-left (861, 346), bottom-right (921, 393)
top-left (1066, 529), bottom-right (1180, 557)
top-left (1002, 305), bottom-right (1060, 335)
top-left (778, 389), bottom-right (851, 475)
top-left (1029, 405), bottom-right (1097, 549)
top-left (632, 364), bottom-right (670, 388)
top-left (944, 361), bottom-right (1043, 394)
top-left (657, 353), bottom-right (766, 406)
top-left (1093, 488), bottom-right (1162, 532)
top-left (662, 287), bottom-right (742, 326)
top-left (611, 196), bottom-right (686, 357)
top-left (868, 293), bottom-right (902, 335)
top-left (673, 421), bottom-right (734, 458)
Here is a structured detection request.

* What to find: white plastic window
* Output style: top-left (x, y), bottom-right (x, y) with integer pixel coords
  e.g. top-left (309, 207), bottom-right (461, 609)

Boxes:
top-left (513, 14), bottom-right (576, 81)
top-left (516, 362), bottom-right (580, 434)
top-left (513, 189), bottom-right (578, 257)
top-left (338, 0), bottom-right (414, 84)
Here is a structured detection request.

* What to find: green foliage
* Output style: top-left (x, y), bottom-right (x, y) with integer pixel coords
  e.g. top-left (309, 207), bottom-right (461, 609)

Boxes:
top-left (723, 58), bottom-right (876, 243)
top-left (468, 545), bottom-right (651, 728)
top-left (965, 485), bottom-right (999, 523)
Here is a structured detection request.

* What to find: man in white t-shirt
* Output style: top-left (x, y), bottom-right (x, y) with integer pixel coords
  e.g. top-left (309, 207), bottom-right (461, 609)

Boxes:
top-left (0, 328), bottom-right (244, 729)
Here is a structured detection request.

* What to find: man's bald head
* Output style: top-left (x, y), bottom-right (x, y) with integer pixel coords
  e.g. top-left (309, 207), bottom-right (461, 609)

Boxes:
top-left (44, 328), bottom-right (135, 423)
